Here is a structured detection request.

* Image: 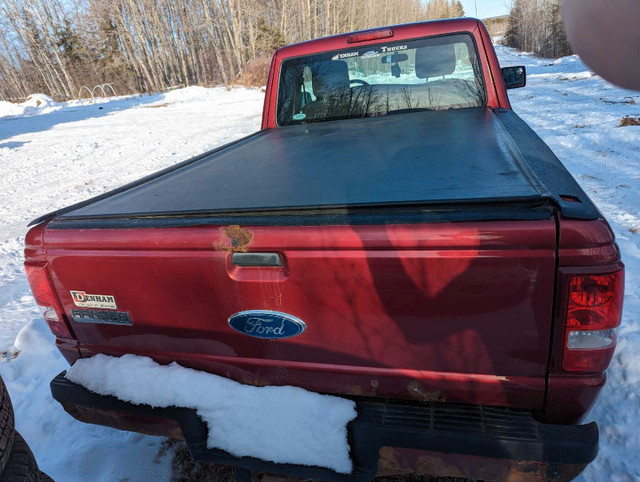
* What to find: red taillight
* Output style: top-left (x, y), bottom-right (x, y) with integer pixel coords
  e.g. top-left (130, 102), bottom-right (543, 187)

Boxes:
top-left (24, 264), bottom-right (71, 338)
top-left (346, 28), bottom-right (394, 44)
top-left (562, 269), bottom-right (624, 372)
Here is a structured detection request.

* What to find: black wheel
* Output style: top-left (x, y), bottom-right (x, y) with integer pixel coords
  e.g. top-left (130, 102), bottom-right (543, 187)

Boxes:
top-left (0, 376), bottom-right (16, 474)
top-left (0, 433), bottom-right (41, 482)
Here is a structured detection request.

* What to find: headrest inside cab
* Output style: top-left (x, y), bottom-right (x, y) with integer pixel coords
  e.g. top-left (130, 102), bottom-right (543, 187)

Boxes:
top-left (415, 43), bottom-right (457, 79)
top-left (312, 60), bottom-right (350, 98)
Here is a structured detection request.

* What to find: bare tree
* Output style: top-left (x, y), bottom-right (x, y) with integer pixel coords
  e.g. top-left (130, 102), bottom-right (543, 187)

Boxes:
top-left (505, 0), bottom-right (571, 58)
top-left (0, 0), bottom-right (467, 101)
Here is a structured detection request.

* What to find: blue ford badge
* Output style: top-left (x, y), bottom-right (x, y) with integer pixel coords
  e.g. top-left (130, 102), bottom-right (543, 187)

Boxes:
top-left (228, 310), bottom-right (306, 339)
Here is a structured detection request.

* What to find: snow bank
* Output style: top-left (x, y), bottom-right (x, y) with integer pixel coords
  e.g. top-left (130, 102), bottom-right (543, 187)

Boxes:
top-left (160, 85), bottom-right (215, 103)
top-left (159, 85), bottom-right (262, 106)
top-left (0, 94), bottom-right (60, 118)
top-left (22, 94), bottom-right (56, 109)
top-left (66, 354), bottom-right (357, 473)
top-left (0, 101), bottom-right (25, 117)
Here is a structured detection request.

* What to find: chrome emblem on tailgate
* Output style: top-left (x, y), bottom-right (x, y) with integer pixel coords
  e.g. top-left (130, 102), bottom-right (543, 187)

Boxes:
top-left (228, 311), bottom-right (306, 339)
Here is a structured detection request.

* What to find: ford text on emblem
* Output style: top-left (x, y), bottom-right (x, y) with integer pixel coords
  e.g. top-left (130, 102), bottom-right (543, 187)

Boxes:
top-left (228, 310), bottom-right (306, 339)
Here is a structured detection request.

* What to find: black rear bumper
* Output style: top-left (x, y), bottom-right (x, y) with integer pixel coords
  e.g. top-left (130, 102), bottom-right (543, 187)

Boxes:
top-left (50, 372), bottom-right (598, 481)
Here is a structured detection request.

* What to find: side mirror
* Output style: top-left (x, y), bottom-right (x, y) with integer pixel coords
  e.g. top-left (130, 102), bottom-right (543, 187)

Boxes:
top-left (502, 66), bottom-right (526, 89)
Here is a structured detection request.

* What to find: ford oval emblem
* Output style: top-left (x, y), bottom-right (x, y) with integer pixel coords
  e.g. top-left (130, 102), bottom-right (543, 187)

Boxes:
top-left (228, 310), bottom-right (307, 339)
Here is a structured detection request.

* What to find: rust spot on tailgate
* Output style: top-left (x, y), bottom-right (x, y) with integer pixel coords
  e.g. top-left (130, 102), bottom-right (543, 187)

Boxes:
top-left (407, 381), bottom-right (444, 402)
top-left (214, 225), bottom-right (253, 252)
top-left (346, 384), bottom-right (365, 396)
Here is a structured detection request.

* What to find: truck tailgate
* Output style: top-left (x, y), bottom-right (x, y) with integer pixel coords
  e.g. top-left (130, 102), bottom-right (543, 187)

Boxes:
top-left (44, 218), bottom-right (557, 409)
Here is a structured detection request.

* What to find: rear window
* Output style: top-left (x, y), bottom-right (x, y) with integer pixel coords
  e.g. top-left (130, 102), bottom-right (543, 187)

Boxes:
top-left (277, 33), bottom-right (486, 126)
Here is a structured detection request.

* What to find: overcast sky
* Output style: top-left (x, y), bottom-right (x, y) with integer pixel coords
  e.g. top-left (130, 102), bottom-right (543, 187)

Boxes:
top-left (459, 0), bottom-right (510, 19)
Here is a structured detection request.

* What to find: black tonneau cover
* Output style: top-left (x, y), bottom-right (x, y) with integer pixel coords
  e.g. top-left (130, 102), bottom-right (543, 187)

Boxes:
top-left (36, 107), bottom-right (599, 227)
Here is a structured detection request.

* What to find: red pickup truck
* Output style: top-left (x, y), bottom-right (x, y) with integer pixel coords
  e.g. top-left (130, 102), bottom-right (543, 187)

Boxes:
top-left (25, 18), bottom-right (623, 481)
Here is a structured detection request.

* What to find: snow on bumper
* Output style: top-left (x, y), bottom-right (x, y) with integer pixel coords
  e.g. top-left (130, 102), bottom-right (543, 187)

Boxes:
top-left (64, 354), bottom-right (356, 473)
top-left (55, 355), bottom-right (599, 481)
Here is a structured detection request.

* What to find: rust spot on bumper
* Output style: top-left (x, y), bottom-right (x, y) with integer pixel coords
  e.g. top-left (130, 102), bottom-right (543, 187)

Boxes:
top-left (407, 381), bottom-right (444, 402)
top-left (240, 377), bottom-right (270, 388)
top-left (62, 402), bottom-right (184, 440)
top-left (215, 225), bottom-right (254, 252)
top-left (377, 447), bottom-right (588, 481)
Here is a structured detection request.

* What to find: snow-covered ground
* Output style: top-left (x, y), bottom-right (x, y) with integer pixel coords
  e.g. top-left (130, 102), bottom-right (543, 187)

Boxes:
top-left (0, 86), bottom-right (264, 481)
top-left (0, 45), bottom-right (638, 481)
top-left (495, 45), bottom-right (640, 481)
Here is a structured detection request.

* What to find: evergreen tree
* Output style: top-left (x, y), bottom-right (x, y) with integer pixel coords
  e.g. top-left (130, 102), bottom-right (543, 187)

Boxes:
top-left (451, 0), bottom-right (465, 17)
top-left (505, 0), bottom-right (523, 49)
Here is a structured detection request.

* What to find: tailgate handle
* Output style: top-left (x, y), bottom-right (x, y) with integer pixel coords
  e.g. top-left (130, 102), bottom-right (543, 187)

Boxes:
top-left (231, 252), bottom-right (282, 267)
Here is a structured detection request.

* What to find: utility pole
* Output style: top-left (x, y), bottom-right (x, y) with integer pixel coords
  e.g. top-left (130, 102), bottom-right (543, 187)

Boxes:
top-left (475, 0), bottom-right (478, 18)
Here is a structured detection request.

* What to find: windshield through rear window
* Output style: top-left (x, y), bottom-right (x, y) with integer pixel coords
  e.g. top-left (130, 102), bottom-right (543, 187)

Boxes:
top-left (277, 33), bottom-right (486, 125)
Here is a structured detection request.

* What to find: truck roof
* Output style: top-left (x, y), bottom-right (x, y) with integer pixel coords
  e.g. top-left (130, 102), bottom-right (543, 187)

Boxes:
top-left (275, 18), bottom-right (482, 59)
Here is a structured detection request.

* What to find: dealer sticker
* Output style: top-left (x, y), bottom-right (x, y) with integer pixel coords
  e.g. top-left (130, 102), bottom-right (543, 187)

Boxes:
top-left (331, 51), bottom-right (359, 60)
top-left (70, 290), bottom-right (117, 310)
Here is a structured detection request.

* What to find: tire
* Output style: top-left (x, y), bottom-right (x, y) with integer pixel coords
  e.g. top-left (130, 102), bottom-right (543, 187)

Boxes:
top-left (0, 433), bottom-right (41, 482)
top-left (0, 375), bottom-right (16, 474)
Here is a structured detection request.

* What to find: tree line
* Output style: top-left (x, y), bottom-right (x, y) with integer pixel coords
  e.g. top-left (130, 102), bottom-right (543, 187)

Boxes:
top-left (504, 0), bottom-right (571, 58)
top-left (0, 0), bottom-right (464, 101)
